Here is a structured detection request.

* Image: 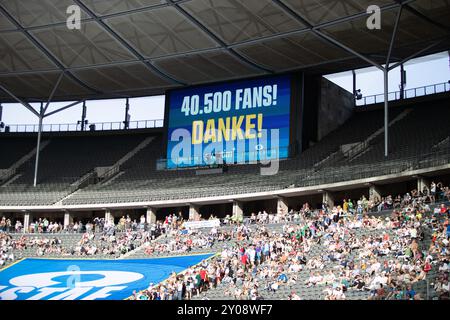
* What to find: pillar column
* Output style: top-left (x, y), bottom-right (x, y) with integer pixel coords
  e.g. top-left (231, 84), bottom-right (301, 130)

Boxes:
top-left (64, 211), bottom-right (73, 228)
top-left (277, 197), bottom-right (289, 214)
top-left (105, 209), bottom-right (112, 224)
top-left (369, 184), bottom-right (382, 202)
top-left (23, 212), bottom-right (31, 233)
top-left (232, 200), bottom-right (244, 221)
top-left (146, 207), bottom-right (157, 224)
top-left (417, 176), bottom-right (429, 193)
top-left (189, 204), bottom-right (200, 221)
top-left (323, 191), bottom-right (335, 208)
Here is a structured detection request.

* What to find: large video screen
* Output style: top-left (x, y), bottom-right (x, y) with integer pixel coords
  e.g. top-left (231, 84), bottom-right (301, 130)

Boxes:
top-left (166, 75), bottom-right (291, 169)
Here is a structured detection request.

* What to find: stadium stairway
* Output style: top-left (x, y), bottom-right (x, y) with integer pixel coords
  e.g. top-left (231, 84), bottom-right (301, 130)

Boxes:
top-left (314, 108), bottom-right (413, 169)
top-left (0, 140), bottom-right (50, 185)
top-left (5, 231), bottom-right (150, 262)
top-left (59, 136), bottom-right (155, 205)
top-left (348, 100), bottom-right (450, 166)
top-left (0, 134), bottom-right (153, 206)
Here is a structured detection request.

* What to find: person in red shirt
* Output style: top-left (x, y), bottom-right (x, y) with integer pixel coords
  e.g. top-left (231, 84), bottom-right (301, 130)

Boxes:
top-left (199, 268), bottom-right (207, 290)
top-left (440, 204), bottom-right (448, 215)
top-left (424, 260), bottom-right (432, 273)
top-left (241, 253), bottom-right (248, 266)
top-left (431, 232), bottom-right (438, 244)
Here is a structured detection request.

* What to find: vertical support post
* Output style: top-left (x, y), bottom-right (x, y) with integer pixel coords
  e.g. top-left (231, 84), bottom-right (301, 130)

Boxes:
top-left (232, 200), bottom-right (244, 222)
top-left (81, 101), bottom-right (87, 131)
top-left (124, 98), bottom-right (130, 130)
top-left (189, 204), bottom-right (200, 221)
top-left (384, 68), bottom-right (389, 157)
top-left (400, 64), bottom-right (406, 100)
top-left (33, 103), bottom-right (44, 187)
top-left (105, 209), bottom-right (112, 224)
top-left (23, 212), bottom-right (31, 233)
top-left (352, 70), bottom-right (357, 107)
top-left (369, 184), bottom-right (382, 202)
top-left (417, 176), bottom-right (430, 193)
top-left (146, 207), bottom-right (157, 224)
top-left (0, 103), bottom-right (3, 122)
top-left (64, 210), bottom-right (73, 229)
top-left (277, 196), bottom-right (289, 214)
top-left (323, 191), bottom-right (335, 209)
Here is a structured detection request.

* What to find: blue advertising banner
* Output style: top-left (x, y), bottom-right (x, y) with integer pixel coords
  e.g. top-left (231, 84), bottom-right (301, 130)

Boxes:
top-left (166, 75), bottom-right (292, 168)
top-left (0, 254), bottom-right (212, 300)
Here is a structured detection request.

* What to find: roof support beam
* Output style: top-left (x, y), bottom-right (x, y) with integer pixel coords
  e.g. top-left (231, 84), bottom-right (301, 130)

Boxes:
top-left (0, 0), bottom-right (445, 102)
top-left (43, 100), bottom-right (84, 118)
top-left (165, 0), bottom-right (273, 74)
top-left (386, 5), bottom-right (403, 67)
top-left (0, 72), bottom-right (85, 118)
top-left (383, 6), bottom-right (403, 158)
top-left (0, 4), bottom-right (101, 96)
top-left (0, 84), bottom-right (40, 117)
top-left (399, 1), bottom-right (450, 33)
top-left (43, 72), bottom-right (64, 115)
top-left (313, 31), bottom-right (384, 71)
top-left (388, 40), bottom-right (446, 71)
top-left (272, 0), bottom-right (384, 70)
top-left (33, 103), bottom-right (43, 187)
top-left (0, 0), bottom-right (433, 80)
top-left (271, 0), bottom-right (414, 159)
top-left (72, 0), bottom-right (186, 86)
top-left (0, 0), bottom-right (194, 34)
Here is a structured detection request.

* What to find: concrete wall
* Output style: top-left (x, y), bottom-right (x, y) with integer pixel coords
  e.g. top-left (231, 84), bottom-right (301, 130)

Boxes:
top-left (317, 77), bottom-right (354, 141)
top-left (199, 203), bottom-right (233, 218)
top-left (242, 199), bottom-right (277, 215)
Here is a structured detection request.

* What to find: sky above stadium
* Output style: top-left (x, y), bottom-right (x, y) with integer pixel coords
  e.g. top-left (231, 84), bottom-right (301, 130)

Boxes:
top-left (1, 51), bottom-right (449, 128)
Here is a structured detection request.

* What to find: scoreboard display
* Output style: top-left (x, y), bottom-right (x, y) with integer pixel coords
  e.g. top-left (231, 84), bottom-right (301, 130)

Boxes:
top-left (166, 75), bottom-right (292, 169)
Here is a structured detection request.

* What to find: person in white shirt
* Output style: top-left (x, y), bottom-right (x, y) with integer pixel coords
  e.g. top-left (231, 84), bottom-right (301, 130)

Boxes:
top-left (289, 291), bottom-right (301, 300)
top-left (439, 261), bottom-right (449, 272)
top-left (289, 263), bottom-right (302, 273)
top-left (15, 221), bottom-right (22, 233)
top-left (324, 271), bottom-right (336, 285)
top-left (332, 287), bottom-right (345, 300)
top-left (410, 228), bottom-right (417, 239)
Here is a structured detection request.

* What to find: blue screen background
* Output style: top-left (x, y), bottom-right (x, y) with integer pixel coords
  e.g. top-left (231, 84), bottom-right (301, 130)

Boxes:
top-left (166, 75), bottom-right (292, 168)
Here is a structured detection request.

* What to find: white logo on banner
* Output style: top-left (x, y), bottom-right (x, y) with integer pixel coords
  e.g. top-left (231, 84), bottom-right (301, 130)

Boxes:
top-left (0, 270), bottom-right (144, 300)
top-left (10, 270), bottom-right (143, 288)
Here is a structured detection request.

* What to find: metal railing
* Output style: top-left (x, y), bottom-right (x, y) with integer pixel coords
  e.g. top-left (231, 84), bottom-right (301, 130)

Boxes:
top-left (160, 147), bottom-right (290, 170)
top-left (1, 119), bottom-right (164, 133)
top-left (356, 82), bottom-right (450, 106)
top-left (298, 147), bottom-right (450, 188)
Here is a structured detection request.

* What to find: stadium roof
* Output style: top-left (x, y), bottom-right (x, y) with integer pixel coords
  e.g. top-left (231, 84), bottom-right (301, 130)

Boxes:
top-left (0, 0), bottom-right (449, 102)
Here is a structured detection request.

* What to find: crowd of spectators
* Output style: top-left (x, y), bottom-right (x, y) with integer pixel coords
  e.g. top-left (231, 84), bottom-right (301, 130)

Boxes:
top-left (0, 214), bottom-right (160, 235)
top-left (0, 233), bottom-right (15, 266)
top-left (0, 232), bottom-right (63, 266)
top-left (0, 216), bottom-right (167, 262)
top-left (429, 210), bottom-right (450, 299)
top-left (131, 187), bottom-right (450, 300)
top-left (68, 225), bottom-right (154, 257)
top-left (2, 183), bottom-right (449, 300)
top-left (369, 181), bottom-right (450, 213)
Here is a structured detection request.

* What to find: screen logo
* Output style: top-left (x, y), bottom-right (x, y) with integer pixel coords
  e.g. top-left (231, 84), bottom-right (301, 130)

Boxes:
top-left (1, 270), bottom-right (143, 300)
